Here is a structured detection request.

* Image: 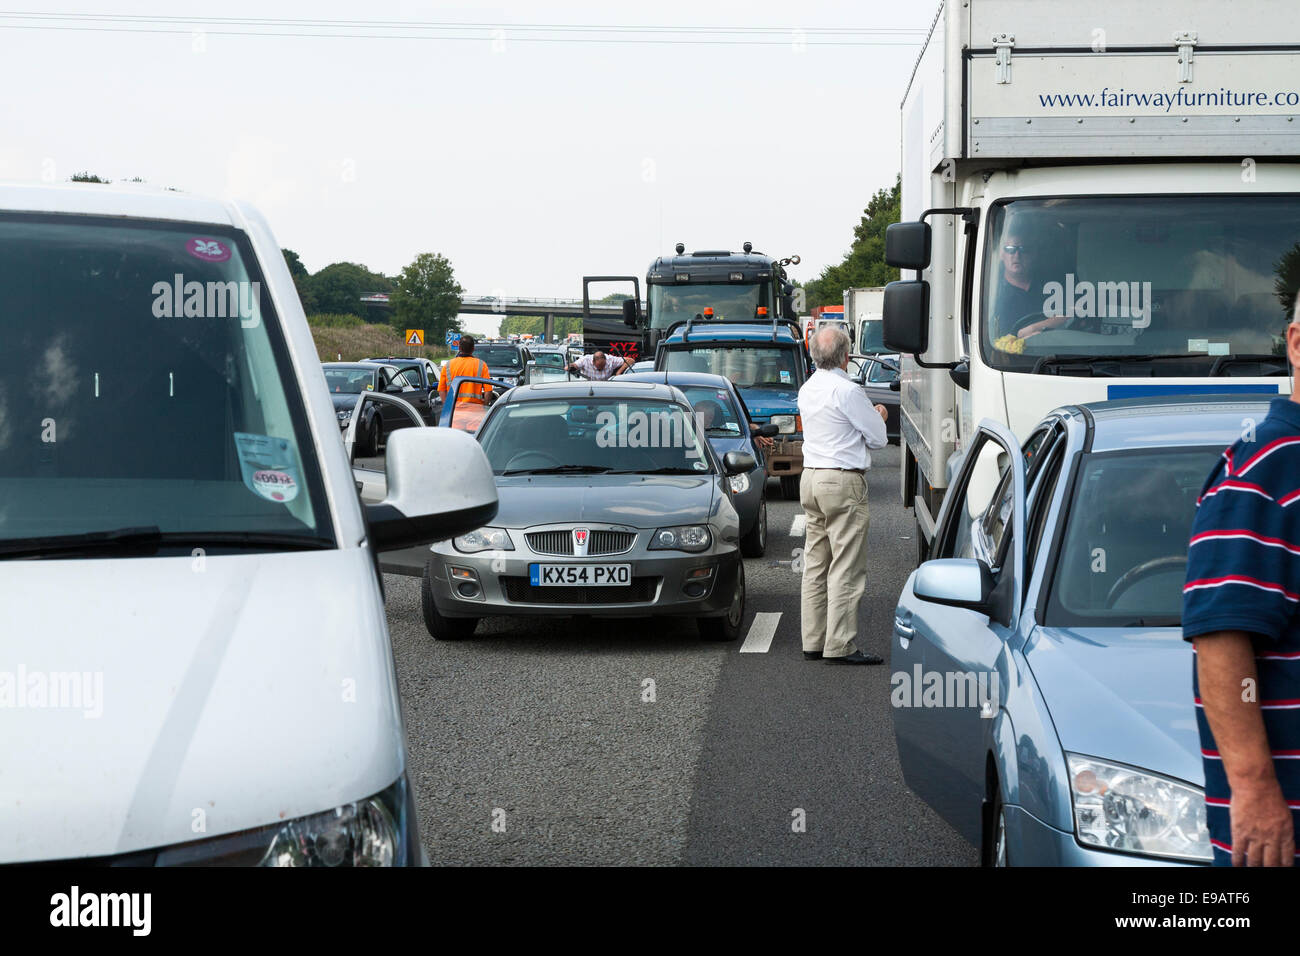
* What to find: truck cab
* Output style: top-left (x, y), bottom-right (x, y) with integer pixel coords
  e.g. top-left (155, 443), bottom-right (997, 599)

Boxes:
top-left (655, 316), bottom-right (809, 499)
top-left (884, 0), bottom-right (1300, 560)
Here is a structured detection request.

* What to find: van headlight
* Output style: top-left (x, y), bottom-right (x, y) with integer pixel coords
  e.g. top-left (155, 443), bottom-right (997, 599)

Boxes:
top-left (1067, 754), bottom-right (1211, 862)
top-left (649, 524), bottom-right (712, 553)
top-left (154, 777), bottom-right (415, 866)
top-left (728, 473), bottom-right (750, 494)
top-left (769, 415), bottom-right (796, 435)
top-left (453, 527), bottom-right (514, 553)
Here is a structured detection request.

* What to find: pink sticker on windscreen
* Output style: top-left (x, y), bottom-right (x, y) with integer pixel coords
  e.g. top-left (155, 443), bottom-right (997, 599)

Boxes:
top-left (187, 238), bottom-right (231, 262)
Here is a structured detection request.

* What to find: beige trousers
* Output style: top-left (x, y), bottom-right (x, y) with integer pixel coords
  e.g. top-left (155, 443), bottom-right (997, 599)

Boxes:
top-left (799, 468), bottom-right (870, 658)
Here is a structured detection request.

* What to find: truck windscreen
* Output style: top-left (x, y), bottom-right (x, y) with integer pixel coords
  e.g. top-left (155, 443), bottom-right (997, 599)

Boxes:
top-left (649, 282), bottom-right (769, 329)
top-left (981, 195), bottom-right (1300, 372)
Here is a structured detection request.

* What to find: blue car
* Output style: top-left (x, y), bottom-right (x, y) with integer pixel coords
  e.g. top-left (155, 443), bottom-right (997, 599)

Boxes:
top-left (621, 371), bottom-right (778, 557)
top-left (892, 397), bottom-right (1273, 866)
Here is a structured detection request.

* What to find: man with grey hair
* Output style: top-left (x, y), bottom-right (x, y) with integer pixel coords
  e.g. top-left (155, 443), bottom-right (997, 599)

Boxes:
top-left (797, 326), bottom-right (890, 664)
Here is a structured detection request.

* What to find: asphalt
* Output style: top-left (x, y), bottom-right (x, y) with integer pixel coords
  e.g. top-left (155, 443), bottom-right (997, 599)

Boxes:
top-left (385, 445), bottom-right (978, 866)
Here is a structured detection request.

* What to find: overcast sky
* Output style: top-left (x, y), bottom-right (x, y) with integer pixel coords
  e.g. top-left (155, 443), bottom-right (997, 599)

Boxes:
top-left (0, 2), bottom-right (934, 333)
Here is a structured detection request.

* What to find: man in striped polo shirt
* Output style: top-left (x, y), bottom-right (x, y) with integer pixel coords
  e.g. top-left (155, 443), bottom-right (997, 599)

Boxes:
top-left (1184, 307), bottom-right (1300, 866)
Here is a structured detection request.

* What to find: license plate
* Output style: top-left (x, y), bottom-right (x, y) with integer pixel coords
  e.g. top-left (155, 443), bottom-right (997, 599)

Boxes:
top-left (529, 564), bottom-right (631, 586)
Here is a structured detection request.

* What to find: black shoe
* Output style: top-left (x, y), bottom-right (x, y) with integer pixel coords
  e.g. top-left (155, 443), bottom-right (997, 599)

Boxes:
top-left (803, 650), bottom-right (823, 660)
top-left (826, 650), bottom-right (884, 665)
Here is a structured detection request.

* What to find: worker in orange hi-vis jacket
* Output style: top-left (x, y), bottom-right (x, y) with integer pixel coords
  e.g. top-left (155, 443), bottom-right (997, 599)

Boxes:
top-left (438, 335), bottom-right (492, 405)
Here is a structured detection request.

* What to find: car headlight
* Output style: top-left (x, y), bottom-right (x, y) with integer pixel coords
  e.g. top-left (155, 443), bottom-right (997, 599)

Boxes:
top-left (769, 415), bottom-right (796, 435)
top-left (154, 777), bottom-right (414, 866)
top-left (729, 473), bottom-right (750, 495)
top-left (453, 527), bottom-right (515, 553)
top-left (1066, 753), bottom-right (1211, 863)
top-left (649, 524), bottom-right (712, 553)
top-left (337, 409), bottom-right (352, 421)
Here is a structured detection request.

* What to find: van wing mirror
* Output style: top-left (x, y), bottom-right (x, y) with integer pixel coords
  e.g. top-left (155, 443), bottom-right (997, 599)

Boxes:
top-left (365, 428), bottom-right (498, 551)
top-left (882, 280), bottom-right (929, 355)
top-left (622, 298), bottom-right (640, 327)
top-left (885, 221), bottom-right (931, 271)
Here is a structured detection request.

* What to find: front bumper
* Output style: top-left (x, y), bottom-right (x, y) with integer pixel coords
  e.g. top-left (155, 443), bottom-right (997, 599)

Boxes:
top-left (428, 529), bottom-right (742, 619)
top-left (766, 436), bottom-right (803, 479)
top-left (1003, 805), bottom-right (1203, 867)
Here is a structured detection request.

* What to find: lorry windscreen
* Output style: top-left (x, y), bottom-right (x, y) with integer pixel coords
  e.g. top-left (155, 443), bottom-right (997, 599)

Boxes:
top-left (649, 282), bottom-right (770, 329)
top-left (981, 195), bottom-right (1300, 373)
top-left (662, 346), bottom-right (799, 389)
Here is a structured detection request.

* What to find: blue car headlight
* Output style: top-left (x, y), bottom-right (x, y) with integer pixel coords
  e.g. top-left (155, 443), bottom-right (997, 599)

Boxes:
top-left (1067, 754), bottom-right (1211, 862)
top-left (154, 777), bottom-right (416, 866)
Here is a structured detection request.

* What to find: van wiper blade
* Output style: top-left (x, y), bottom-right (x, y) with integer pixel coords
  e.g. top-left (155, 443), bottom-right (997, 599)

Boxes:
top-left (0, 527), bottom-right (333, 559)
top-left (1031, 353), bottom-right (1211, 376)
top-left (1207, 354), bottom-right (1289, 377)
top-left (500, 464), bottom-right (612, 475)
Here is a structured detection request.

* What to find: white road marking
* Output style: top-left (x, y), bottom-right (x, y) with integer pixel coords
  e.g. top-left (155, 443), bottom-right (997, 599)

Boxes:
top-left (739, 611), bottom-right (782, 654)
top-left (790, 514), bottom-right (806, 537)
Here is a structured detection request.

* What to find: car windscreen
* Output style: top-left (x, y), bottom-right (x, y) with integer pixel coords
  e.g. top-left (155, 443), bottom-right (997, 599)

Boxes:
top-left (477, 347), bottom-right (522, 367)
top-left (478, 399), bottom-right (712, 475)
top-left (678, 385), bottom-right (744, 437)
top-left (1045, 446), bottom-right (1222, 626)
top-left (0, 213), bottom-right (332, 552)
top-left (532, 351), bottom-right (566, 368)
top-left (324, 367), bottom-right (377, 393)
top-left (662, 346), bottom-right (799, 389)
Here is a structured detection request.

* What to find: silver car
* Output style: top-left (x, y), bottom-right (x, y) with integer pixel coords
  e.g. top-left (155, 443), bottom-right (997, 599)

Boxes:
top-left (416, 380), bottom-right (753, 641)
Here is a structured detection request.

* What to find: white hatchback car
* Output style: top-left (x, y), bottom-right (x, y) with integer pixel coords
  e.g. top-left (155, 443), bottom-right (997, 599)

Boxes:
top-left (0, 182), bottom-right (496, 865)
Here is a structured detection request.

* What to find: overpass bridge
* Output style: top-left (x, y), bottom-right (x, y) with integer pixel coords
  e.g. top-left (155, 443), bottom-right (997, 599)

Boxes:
top-left (360, 292), bottom-right (643, 341)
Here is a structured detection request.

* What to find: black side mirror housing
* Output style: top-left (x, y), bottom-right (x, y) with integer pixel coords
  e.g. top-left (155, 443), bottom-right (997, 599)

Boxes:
top-left (722, 450), bottom-right (757, 475)
top-left (622, 298), bottom-right (640, 327)
top-left (885, 221), bottom-right (932, 271)
top-left (756, 423), bottom-right (780, 438)
top-left (882, 280), bottom-right (930, 355)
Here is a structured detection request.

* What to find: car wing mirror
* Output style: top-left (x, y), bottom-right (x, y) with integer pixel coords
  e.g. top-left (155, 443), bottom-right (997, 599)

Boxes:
top-left (722, 450), bottom-right (756, 475)
top-left (756, 423), bottom-right (779, 437)
top-left (913, 558), bottom-right (994, 613)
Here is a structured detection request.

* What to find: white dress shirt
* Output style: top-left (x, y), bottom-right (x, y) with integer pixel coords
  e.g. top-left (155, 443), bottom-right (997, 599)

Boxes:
top-left (797, 366), bottom-right (888, 470)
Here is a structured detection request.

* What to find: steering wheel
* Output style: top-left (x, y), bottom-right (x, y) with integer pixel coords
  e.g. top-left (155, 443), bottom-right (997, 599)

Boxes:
top-left (503, 450), bottom-right (562, 471)
top-left (1008, 311), bottom-right (1052, 336)
top-left (1105, 555), bottom-right (1188, 608)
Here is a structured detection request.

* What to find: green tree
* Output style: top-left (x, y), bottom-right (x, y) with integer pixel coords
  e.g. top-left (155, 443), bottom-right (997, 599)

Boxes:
top-left (499, 315), bottom-right (583, 340)
top-left (803, 177), bottom-right (902, 309)
top-left (309, 262), bottom-right (393, 319)
top-left (282, 249), bottom-right (318, 312)
top-left (392, 252), bottom-right (464, 344)
top-left (70, 172), bottom-right (110, 183)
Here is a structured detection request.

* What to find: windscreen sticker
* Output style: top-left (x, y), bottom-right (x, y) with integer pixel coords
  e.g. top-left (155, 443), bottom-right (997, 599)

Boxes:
top-left (188, 238), bottom-right (232, 262)
top-left (1208, 342), bottom-right (1231, 356)
top-left (1188, 338), bottom-right (1210, 353)
top-left (234, 432), bottom-right (301, 503)
top-left (779, 370), bottom-right (792, 384)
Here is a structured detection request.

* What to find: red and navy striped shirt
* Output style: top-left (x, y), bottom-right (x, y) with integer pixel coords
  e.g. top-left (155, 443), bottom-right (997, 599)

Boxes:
top-left (1184, 397), bottom-right (1300, 865)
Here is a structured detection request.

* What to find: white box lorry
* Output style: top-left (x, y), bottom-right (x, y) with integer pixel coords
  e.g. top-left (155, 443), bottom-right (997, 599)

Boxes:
top-left (844, 286), bottom-right (887, 354)
top-left (884, 0), bottom-right (1300, 558)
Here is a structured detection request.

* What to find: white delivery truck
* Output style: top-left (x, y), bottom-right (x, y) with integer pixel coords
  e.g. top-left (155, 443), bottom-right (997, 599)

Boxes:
top-left (844, 287), bottom-right (887, 355)
top-left (884, 0), bottom-right (1300, 559)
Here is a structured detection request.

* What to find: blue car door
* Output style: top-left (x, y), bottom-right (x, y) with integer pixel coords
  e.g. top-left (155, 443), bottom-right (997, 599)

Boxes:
top-left (892, 420), bottom-right (1026, 843)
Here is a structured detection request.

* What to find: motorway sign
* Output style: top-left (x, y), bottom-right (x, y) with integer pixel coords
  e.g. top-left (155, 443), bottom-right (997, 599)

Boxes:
top-left (405, 329), bottom-right (424, 346)
top-left (445, 331), bottom-right (461, 347)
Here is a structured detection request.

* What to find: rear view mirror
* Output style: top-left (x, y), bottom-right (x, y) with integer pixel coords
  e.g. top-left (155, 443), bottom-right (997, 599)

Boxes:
top-left (365, 428), bottom-right (498, 551)
top-left (883, 281), bottom-right (929, 355)
top-left (885, 221), bottom-right (931, 271)
top-left (623, 298), bottom-right (640, 327)
top-left (722, 451), bottom-right (756, 475)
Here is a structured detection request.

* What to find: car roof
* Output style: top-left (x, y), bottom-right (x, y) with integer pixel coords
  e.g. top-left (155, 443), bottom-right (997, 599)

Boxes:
top-left (620, 370), bottom-right (737, 393)
top-left (322, 362), bottom-right (387, 371)
top-left (501, 380), bottom-right (685, 403)
top-left (1065, 394), bottom-right (1278, 453)
top-left (0, 180), bottom-right (240, 225)
top-left (662, 322), bottom-right (800, 345)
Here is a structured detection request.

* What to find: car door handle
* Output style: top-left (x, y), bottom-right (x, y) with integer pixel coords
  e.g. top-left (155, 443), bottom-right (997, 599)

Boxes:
top-left (893, 617), bottom-right (915, 638)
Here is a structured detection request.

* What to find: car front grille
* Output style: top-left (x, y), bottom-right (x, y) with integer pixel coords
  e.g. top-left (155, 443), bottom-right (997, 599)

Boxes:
top-left (501, 576), bottom-right (658, 605)
top-left (525, 530), bottom-right (637, 556)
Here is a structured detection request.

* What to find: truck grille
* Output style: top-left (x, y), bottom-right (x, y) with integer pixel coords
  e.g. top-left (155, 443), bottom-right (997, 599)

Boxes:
top-left (525, 530), bottom-right (637, 556)
top-left (501, 576), bottom-right (658, 605)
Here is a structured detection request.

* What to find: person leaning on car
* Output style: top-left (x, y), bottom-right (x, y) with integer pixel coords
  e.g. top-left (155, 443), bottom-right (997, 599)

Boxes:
top-left (438, 335), bottom-right (491, 405)
top-left (797, 326), bottom-right (889, 665)
top-left (566, 350), bottom-right (627, 381)
top-left (1185, 301), bottom-right (1300, 866)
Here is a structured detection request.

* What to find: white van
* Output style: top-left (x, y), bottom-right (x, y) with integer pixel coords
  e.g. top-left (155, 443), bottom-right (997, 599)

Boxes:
top-left (0, 182), bottom-right (497, 865)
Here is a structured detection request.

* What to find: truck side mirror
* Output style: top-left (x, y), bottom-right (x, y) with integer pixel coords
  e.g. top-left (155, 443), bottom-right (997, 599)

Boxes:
top-left (885, 221), bottom-right (931, 271)
top-left (622, 298), bottom-right (640, 327)
top-left (882, 280), bottom-right (929, 355)
top-left (781, 293), bottom-right (796, 320)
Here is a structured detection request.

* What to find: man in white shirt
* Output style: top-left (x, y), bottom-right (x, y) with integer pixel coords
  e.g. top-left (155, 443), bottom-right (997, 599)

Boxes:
top-left (798, 327), bottom-right (890, 664)
top-left (566, 350), bottom-right (628, 381)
